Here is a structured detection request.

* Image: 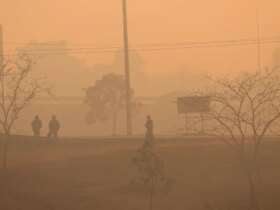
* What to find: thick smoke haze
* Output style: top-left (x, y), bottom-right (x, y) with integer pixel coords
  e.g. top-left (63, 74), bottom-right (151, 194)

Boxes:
top-left (1, 0), bottom-right (280, 96)
top-left (1, 2), bottom-right (280, 210)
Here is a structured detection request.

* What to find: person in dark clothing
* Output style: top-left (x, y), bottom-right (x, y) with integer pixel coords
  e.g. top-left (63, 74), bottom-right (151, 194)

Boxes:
top-left (31, 115), bottom-right (42, 137)
top-left (48, 115), bottom-right (60, 139)
top-left (144, 115), bottom-right (154, 148)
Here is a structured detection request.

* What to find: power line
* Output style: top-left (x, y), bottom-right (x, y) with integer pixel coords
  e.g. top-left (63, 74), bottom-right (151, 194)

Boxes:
top-left (6, 37), bottom-right (280, 50)
top-left (4, 35), bottom-right (280, 48)
top-left (2, 38), bottom-right (280, 57)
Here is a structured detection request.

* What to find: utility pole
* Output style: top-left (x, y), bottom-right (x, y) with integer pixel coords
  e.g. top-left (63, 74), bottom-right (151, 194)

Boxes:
top-left (255, 0), bottom-right (262, 71)
top-left (0, 25), bottom-right (3, 66)
top-left (122, 0), bottom-right (133, 135)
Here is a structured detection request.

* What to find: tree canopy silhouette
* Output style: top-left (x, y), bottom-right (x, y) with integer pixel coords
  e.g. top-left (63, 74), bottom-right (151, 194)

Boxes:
top-left (85, 73), bottom-right (136, 135)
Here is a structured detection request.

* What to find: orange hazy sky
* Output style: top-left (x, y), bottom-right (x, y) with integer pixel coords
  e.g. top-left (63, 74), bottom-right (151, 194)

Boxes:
top-left (1, 0), bottom-right (280, 95)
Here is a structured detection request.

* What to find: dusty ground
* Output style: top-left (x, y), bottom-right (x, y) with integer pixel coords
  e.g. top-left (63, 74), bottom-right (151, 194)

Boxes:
top-left (0, 136), bottom-right (280, 210)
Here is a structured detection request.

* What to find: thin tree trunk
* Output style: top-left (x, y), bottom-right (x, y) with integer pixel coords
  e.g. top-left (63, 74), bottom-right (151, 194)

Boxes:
top-left (2, 132), bottom-right (9, 170)
top-left (238, 149), bottom-right (260, 210)
top-left (253, 142), bottom-right (262, 184)
top-left (149, 178), bottom-right (155, 210)
top-left (247, 171), bottom-right (260, 210)
top-left (112, 111), bottom-right (117, 136)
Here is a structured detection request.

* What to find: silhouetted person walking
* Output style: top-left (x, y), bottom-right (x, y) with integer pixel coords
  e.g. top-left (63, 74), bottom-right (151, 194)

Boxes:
top-left (48, 115), bottom-right (60, 139)
top-left (144, 115), bottom-right (154, 148)
top-left (31, 115), bottom-right (42, 137)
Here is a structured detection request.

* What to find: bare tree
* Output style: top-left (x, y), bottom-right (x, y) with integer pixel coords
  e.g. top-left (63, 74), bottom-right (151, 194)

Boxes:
top-left (208, 68), bottom-right (280, 210)
top-left (0, 54), bottom-right (47, 169)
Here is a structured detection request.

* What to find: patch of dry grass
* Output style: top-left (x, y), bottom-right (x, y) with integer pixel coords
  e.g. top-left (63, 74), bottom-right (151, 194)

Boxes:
top-left (0, 136), bottom-right (280, 210)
